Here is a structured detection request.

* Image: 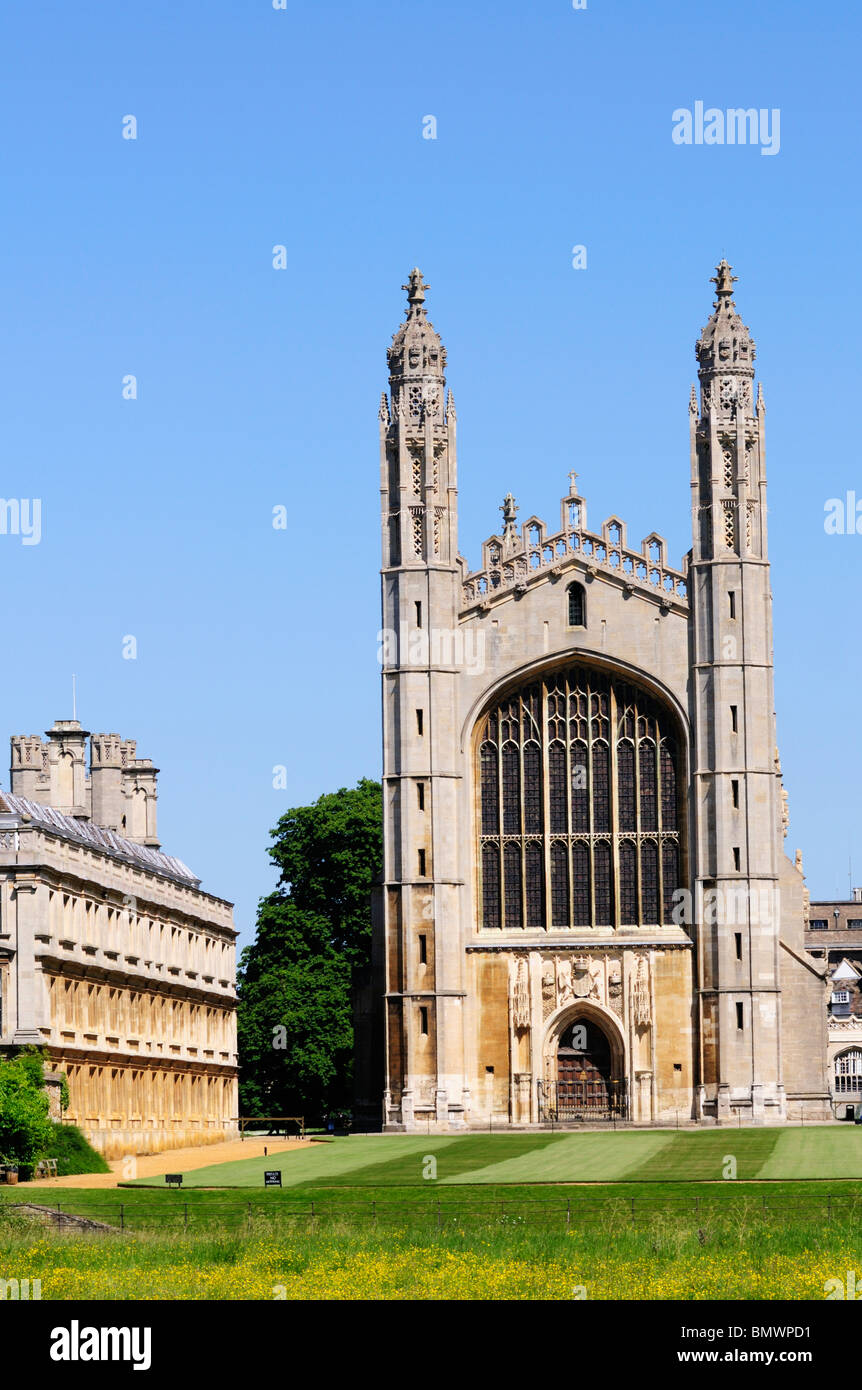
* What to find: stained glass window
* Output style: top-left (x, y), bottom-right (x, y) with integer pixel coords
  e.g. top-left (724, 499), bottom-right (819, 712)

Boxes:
top-left (619, 840), bottom-right (638, 924)
top-left (549, 743), bottom-right (567, 833)
top-left (592, 743), bottom-right (610, 832)
top-left (662, 841), bottom-right (679, 924)
top-left (551, 842), bottom-right (569, 926)
top-left (594, 841), bottom-right (613, 925)
top-left (572, 842), bottom-right (590, 926)
top-left (639, 741), bottom-right (657, 831)
top-left (571, 741), bottom-right (589, 831)
top-left (660, 740), bottom-right (677, 829)
top-left (482, 844), bottom-right (500, 930)
top-left (502, 743), bottom-right (521, 834)
top-left (641, 840), bottom-right (659, 924)
top-left (480, 742), bottom-right (498, 835)
top-left (525, 843), bottom-right (544, 929)
top-left (523, 742), bottom-right (542, 833)
top-left (504, 843), bottom-right (523, 930)
top-left (477, 667), bottom-right (683, 931)
top-left (618, 740), bottom-right (635, 831)
top-left (568, 583), bottom-right (586, 626)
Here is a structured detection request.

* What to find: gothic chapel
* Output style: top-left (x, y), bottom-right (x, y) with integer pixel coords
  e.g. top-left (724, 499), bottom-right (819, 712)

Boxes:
top-left (358, 264), bottom-right (830, 1129)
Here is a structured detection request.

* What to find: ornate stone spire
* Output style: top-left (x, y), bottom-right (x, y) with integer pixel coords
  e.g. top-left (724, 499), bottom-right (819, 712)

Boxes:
top-left (386, 267), bottom-right (447, 422)
top-left (695, 260), bottom-right (756, 418)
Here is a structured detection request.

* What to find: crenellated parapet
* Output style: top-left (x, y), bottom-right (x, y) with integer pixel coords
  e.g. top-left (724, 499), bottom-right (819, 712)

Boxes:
top-left (460, 473), bottom-right (689, 613)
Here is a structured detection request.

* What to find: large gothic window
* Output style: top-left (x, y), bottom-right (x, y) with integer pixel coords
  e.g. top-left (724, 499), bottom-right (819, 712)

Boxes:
top-left (477, 666), bottom-right (683, 931)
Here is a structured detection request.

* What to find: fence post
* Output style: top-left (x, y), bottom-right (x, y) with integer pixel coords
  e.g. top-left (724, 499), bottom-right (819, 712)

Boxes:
top-left (247, 1201), bottom-right (252, 1235)
top-left (566, 1198), bottom-right (571, 1231)
top-left (436, 1200), bottom-right (441, 1232)
top-left (184, 1203), bottom-right (188, 1232)
top-left (630, 1197), bottom-right (636, 1226)
top-left (372, 1201), bottom-right (377, 1225)
top-left (828, 1194), bottom-right (832, 1220)
top-left (120, 1204), bottom-right (125, 1232)
top-left (311, 1199), bottom-right (315, 1234)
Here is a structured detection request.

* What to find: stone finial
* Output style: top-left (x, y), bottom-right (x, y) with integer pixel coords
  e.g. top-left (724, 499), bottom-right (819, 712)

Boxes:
top-left (500, 492), bottom-right (519, 537)
top-left (689, 384), bottom-right (698, 414)
top-left (402, 267), bottom-right (429, 316)
top-left (568, 470), bottom-right (579, 496)
top-left (378, 392), bottom-right (390, 424)
top-left (711, 258), bottom-right (738, 304)
top-left (447, 389), bottom-right (456, 421)
top-left (756, 381), bottom-right (765, 414)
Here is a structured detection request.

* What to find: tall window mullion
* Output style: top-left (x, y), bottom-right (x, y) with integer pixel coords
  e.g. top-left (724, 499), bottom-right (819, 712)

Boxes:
top-left (609, 683), bottom-right (621, 930)
top-left (541, 684), bottom-right (551, 929)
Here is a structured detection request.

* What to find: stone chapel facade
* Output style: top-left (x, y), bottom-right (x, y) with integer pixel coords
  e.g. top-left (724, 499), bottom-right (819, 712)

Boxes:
top-left (364, 263), bottom-right (831, 1130)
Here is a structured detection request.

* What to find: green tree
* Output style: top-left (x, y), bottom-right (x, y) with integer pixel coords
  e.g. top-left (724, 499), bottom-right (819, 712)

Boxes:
top-left (237, 778), bottom-right (382, 1121)
top-left (0, 1051), bottom-right (53, 1167)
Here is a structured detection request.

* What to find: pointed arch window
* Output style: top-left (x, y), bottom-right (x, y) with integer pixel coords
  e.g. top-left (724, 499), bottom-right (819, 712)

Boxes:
top-left (476, 667), bottom-right (684, 931)
top-left (567, 582), bottom-right (586, 627)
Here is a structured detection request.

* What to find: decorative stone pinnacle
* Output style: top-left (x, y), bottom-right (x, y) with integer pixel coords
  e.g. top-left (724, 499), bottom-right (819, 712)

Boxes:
top-left (568, 470), bottom-right (579, 495)
top-left (500, 492), bottom-right (519, 535)
top-left (711, 259), bottom-right (738, 304)
top-left (402, 267), bottom-right (429, 316)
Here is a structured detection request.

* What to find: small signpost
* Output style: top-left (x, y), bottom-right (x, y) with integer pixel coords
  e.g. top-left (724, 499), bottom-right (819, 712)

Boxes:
top-left (264, 1171), bottom-right (282, 1188)
top-left (165, 1174), bottom-right (183, 1188)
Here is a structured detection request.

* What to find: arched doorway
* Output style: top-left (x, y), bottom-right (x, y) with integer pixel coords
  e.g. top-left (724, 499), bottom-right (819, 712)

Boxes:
top-left (541, 1013), bottom-right (628, 1120)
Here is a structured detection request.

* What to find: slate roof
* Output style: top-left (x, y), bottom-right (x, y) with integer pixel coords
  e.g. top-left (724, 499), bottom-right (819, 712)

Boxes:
top-left (0, 791), bottom-right (200, 887)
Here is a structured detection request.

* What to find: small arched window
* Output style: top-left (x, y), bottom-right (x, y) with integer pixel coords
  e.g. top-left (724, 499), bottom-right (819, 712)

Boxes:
top-left (568, 582), bottom-right (586, 627)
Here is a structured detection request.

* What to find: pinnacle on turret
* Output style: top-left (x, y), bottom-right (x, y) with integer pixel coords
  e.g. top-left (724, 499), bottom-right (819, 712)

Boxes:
top-left (710, 258), bottom-right (738, 305)
top-left (695, 258), bottom-right (756, 391)
top-left (402, 267), bottom-right (430, 320)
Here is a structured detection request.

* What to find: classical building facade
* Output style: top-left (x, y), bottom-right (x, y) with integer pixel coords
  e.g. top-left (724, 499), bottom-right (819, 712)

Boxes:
top-left (806, 893), bottom-right (862, 1116)
top-left (364, 263), bottom-right (831, 1130)
top-left (0, 719), bottom-right (238, 1158)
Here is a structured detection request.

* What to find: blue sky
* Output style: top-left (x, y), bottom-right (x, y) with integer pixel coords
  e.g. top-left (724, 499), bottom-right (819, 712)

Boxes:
top-left (1, 0), bottom-right (860, 941)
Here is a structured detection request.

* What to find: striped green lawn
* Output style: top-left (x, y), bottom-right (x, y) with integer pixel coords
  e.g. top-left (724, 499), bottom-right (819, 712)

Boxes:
top-left (440, 1130), bottom-right (673, 1185)
top-left (125, 1126), bottom-right (862, 1189)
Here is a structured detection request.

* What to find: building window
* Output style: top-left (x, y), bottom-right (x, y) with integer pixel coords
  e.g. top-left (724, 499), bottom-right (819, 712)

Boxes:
top-left (736, 1002), bottom-right (744, 1030)
top-left (567, 583), bottom-right (586, 627)
top-left (848, 920), bottom-right (862, 930)
top-left (419, 1006), bottom-right (429, 1036)
top-left (419, 933), bottom-right (427, 964)
top-left (730, 705), bottom-right (738, 733)
top-left (809, 920), bottom-right (828, 930)
top-left (831, 990), bottom-right (851, 1019)
top-left (835, 1048), bottom-right (862, 1092)
top-left (477, 666), bottom-right (683, 930)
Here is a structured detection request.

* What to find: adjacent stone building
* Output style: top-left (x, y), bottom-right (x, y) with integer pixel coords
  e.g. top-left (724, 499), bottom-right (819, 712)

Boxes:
top-left (361, 263), bottom-right (831, 1130)
top-left (806, 893), bottom-right (862, 1116)
top-left (0, 719), bottom-right (238, 1158)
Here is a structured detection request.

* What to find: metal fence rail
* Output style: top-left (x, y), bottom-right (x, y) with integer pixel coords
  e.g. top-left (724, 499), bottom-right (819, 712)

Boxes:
top-left (11, 1192), bottom-right (861, 1233)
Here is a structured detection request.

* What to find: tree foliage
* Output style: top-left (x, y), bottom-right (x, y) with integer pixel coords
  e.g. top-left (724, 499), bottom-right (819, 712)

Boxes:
top-left (237, 778), bottom-right (382, 1121)
top-left (0, 1050), bottom-right (53, 1166)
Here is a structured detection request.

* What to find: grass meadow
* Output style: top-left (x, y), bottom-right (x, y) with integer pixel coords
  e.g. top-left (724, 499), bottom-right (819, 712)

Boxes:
top-left (2, 1128), bottom-right (861, 1300)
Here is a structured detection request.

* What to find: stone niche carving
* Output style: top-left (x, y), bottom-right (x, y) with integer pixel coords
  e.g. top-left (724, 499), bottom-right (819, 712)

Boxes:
top-left (607, 961), bottom-right (623, 1016)
top-left (631, 953), bottom-right (651, 1029)
top-left (511, 956), bottom-right (530, 1031)
top-left (541, 961), bottom-right (556, 1018)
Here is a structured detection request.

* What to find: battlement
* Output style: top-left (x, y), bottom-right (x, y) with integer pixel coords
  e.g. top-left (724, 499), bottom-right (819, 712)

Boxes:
top-left (460, 474), bottom-right (689, 613)
top-left (9, 720), bottom-right (160, 847)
